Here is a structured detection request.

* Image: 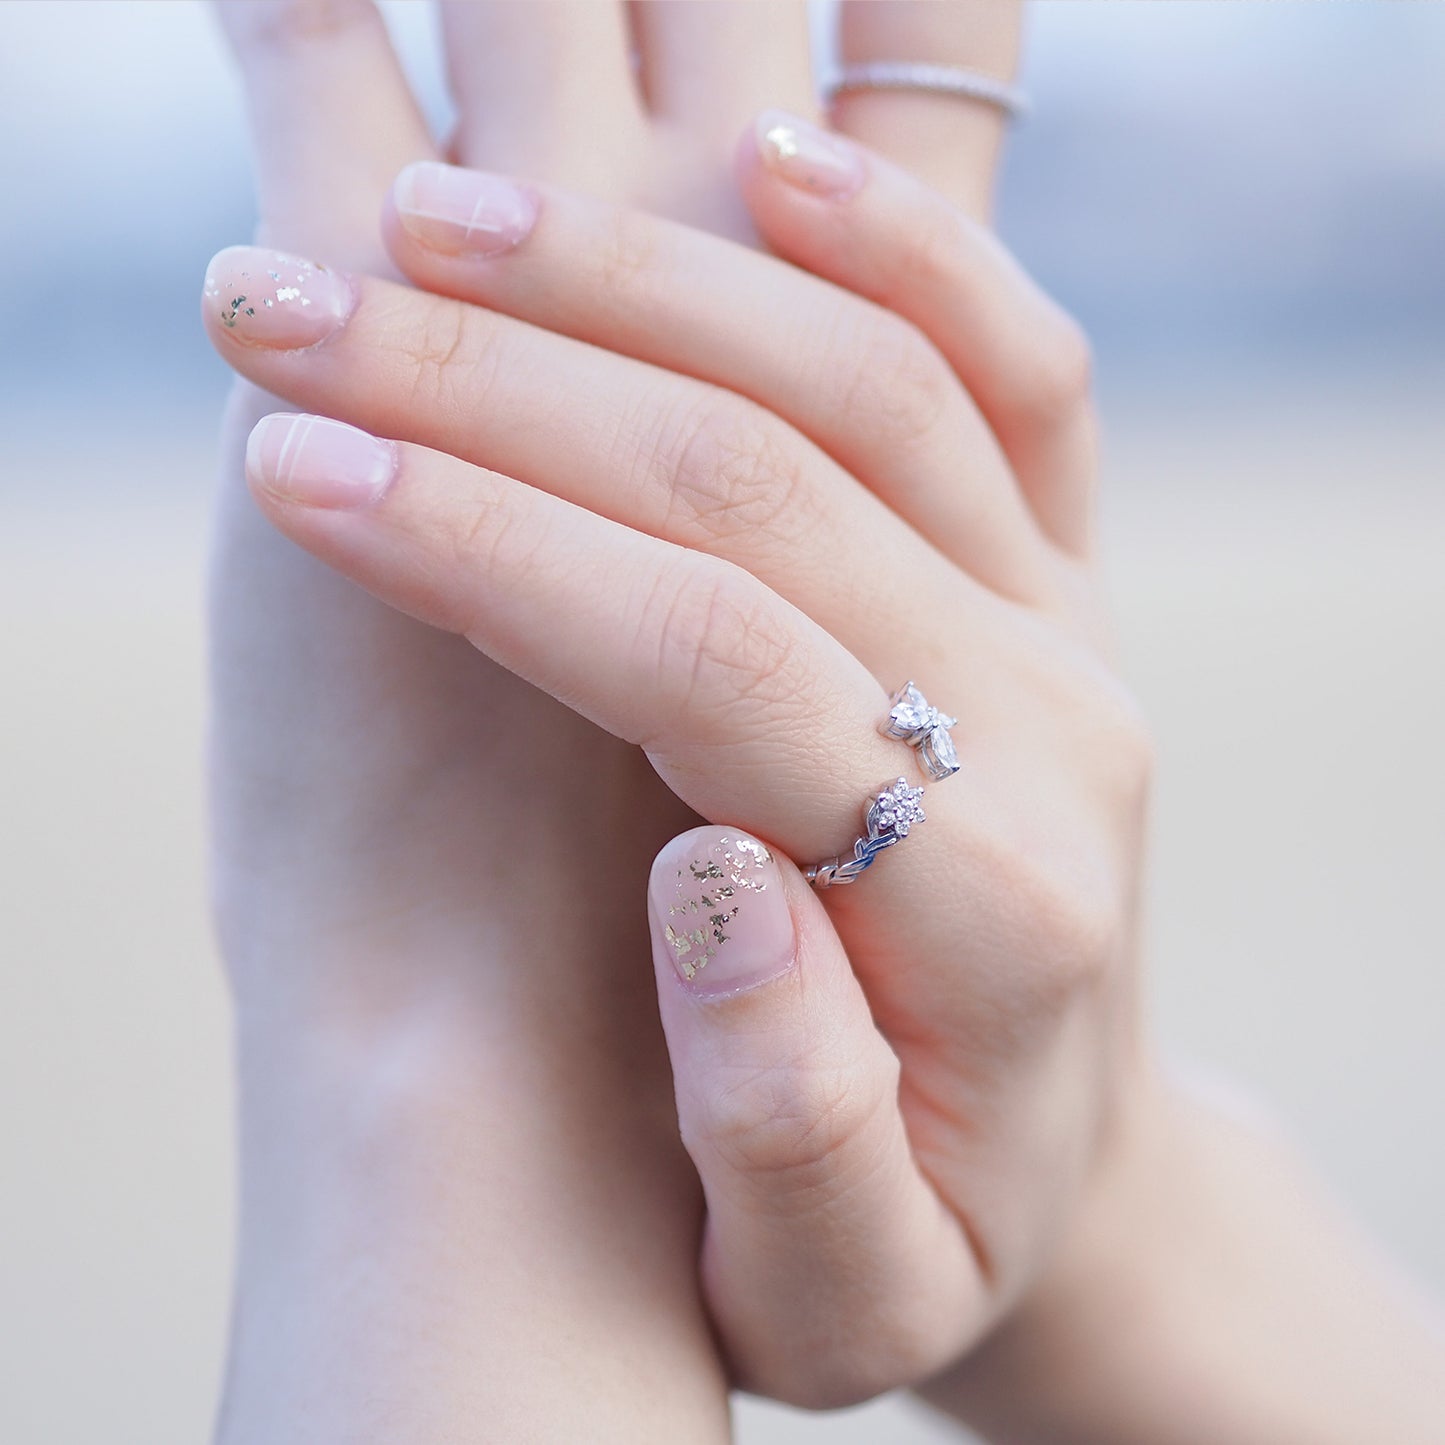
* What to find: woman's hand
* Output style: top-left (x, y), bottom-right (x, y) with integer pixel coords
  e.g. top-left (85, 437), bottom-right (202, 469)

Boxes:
top-left (203, 108), bottom-right (1146, 1407)
top-left (206, 3), bottom-right (1027, 1437)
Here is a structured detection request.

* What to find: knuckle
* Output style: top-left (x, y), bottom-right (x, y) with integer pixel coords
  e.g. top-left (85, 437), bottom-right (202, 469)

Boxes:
top-left (691, 1046), bottom-right (897, 1198)
top-left (447, 489), bottom-right (528, 636)
top-left (909, 202), bottom-right (973, 290)
top-left (591, 207), bottom-right (668, 311)
top-left (905, 200), bottom-right (1097, 427)
top-left (976, 668), bottom-right (1151, 1001)
top-left (399, 296), bottom-right (499, 420)
top-left (978, 823), bottom-right (1126, 1001)
top-left (1069, 662), bottom-right (1157, 807)
top-left (664, 397), bottom-right (815, 551)
top-left (1025, 305), bottom-right (1096, 422)
top-left (831, 309), bottom-right (955, 457)
top-left (1022, 857), bottom-right (1124, 997)
top-left (641, 560), bottom-right (804, 734)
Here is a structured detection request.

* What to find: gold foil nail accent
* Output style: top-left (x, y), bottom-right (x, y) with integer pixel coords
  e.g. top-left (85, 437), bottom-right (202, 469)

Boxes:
top-left (664, 836), bottom-right (773, 980)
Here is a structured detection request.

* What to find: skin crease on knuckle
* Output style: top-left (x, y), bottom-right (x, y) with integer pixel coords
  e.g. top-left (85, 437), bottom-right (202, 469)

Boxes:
top-left (928, 811), bottom-right (1125, 1024)
top-left (398, 294), bottom-right (503, 430)
top-left (659, 393), bottom-right (821, 558)
top-left (590, 205), bottom-right (673, 328)
top-left (893, 200), bottom-right (977, 317)
top-left (903, 201), bottom-right (1095, 430)
top-left (635, 555), bottom-right (809, 752)
top-left (828, 305), bottom-right (957, 463)
top-left (693, 1067), bottom-right (948, 1407)
top-left (691, 1042), bottom-right (902, 1197)
top-left (984, 693), bottom-right (1147, 1002)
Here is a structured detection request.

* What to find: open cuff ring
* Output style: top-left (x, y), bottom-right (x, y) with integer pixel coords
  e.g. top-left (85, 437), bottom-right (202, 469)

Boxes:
top-left (881, 681), bottom-right (960, 781)
top-left (805, 777), bottom-right (927, 889)
top-left (803, 684), bottom-right (956, 889)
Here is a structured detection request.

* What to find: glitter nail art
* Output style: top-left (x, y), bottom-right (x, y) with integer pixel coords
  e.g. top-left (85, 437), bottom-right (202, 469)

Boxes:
top-left (663, 836), bottom-right (773, 981)
top-left (203, 245), bottom-right (354, 351)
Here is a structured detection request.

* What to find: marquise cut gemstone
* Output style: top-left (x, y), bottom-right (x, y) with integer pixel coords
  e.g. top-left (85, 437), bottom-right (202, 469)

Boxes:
top-left (924, 726), bottom-right (959, 778)
top-left (890, 702), bottom-right (928, 733)
top-left (886, 682), bottom-right (931, 737)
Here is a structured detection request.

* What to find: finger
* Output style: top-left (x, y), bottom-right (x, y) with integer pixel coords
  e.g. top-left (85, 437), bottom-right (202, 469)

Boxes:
top-left (241, 417), bottom-right (1121, 1323)
top-left (378, 162), bottom-right (1052, 600)
top-left (441, 0), bottom-right (644, 184)
top-left (738, 115), bottom-right (1097, 557)
top-left (200, 243), bottom-right (1000, 677)
top-left (240, 413), bottom-right (915, 862)
top-left (632, 0), bottom-right (816, 136)
top-left (646, 826), bottom-right (980, 1405)
top-left (213, 0), bottom-right (434, 264)
top-left (831, 0), bottom-right (1023, 221)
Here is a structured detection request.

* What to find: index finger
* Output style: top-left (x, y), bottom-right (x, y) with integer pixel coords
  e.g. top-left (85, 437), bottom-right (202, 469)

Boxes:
top-left (215, 0), bottom-right (435, 265)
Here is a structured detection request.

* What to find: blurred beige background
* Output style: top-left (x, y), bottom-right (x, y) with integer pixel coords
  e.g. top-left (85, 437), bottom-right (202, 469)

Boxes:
top-left (1, 4), bottom-right (1442, 1443)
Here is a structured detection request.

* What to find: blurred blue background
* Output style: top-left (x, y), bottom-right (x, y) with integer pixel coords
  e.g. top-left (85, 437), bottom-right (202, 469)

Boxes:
top-left (0, 6), bottom-right (1441, 1444)
top-left (1, 1), bottom-right (1442, 437)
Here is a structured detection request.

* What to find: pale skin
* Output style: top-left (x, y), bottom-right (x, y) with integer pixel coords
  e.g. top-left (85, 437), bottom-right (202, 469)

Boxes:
top-left (206, 3), bottom-right (1445, 1442)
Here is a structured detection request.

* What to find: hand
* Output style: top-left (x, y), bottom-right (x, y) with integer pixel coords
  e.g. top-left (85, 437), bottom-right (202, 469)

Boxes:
top-left (206, 2), bottom-right (1027, 1436)
top-left (203, 101), bottom-right (1145, 1409)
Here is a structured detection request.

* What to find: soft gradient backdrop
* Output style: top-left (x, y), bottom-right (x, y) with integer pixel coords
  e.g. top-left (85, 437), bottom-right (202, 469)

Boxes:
top-left (1, 3), bottom-right (1441, 1441)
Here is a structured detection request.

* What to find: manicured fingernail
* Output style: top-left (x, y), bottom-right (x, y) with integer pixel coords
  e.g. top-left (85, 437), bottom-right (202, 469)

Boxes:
top-left (203, 245), bottom-right (355, 350)
top-left (754, 109), bottom-right (865, 199)
top-left (246, 414), bottom-right (396, 510)
top-left (649, 829), bottom-right (795, 998)
top-left (392, 161), bottom-right (539, 257)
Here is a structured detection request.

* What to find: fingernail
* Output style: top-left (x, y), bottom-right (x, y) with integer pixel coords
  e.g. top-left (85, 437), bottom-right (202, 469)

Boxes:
top-left (393, 161), bottom-right (539, 258)
top-left (649, 829), bottom-right (795, 998)
top-left (754, 109), bottom-right (865, 199)
top-left (246, 414), bottom-right (396, 510)
top-left (203, 245), bottom-right (355, 350)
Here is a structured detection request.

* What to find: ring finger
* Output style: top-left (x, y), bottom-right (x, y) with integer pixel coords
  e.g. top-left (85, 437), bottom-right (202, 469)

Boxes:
top-left (244, 415), bottom-right (916, 860)
top-left (832, 0), bottom-right (1023, 220)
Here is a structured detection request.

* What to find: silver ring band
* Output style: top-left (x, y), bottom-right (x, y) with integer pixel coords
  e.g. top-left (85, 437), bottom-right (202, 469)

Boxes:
top-left (827, 62), bottom-right (1030, 122)
top-left (881, 681), bottom-right (960, 781)
top-left (806, 777), bottom-right (926, 888)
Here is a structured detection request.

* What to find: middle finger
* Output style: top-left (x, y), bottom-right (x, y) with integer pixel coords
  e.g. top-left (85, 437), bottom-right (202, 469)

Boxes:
top-left (201, 242), bottom-right (998, 685)
top-left (377, 162), bottom-right (1053, 600)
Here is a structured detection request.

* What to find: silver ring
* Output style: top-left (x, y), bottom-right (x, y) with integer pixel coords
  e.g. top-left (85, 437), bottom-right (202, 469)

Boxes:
top-left (881, 681), bottom-right (960, 781)
top-left (805, 777), bottom-right (926, 889)
top-left (826, 62), bottom-right (1030, 122)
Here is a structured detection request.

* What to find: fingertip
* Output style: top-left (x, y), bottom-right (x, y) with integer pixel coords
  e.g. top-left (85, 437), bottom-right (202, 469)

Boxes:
top-left (648, 827), bottom-right (797, 1001)
top-left (734, 109), bottom-right (867, 203)
top-left (381, 160), bottom-right (541, 263)
top-left (245, 412), bottom-right (396, 512)
top-left (201, 244), bottom-right (356, 353)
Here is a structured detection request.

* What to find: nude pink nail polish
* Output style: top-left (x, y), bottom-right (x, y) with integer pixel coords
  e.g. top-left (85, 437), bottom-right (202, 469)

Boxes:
top-left (392, 161), bottom-right (539, 258)
top-left (203, 245), bottom-right (355, 350)
top-left (649, 828), bottom-right (796, 998)
top-left (754, 109), bottom-right (865, 199)
top-left (246, 414), bottom-right (396, 510)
